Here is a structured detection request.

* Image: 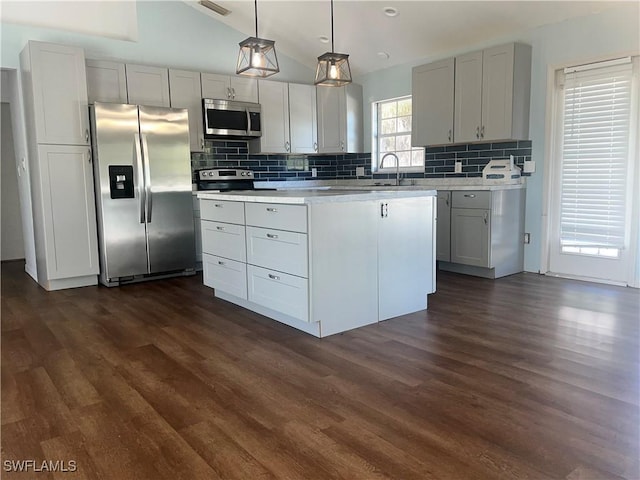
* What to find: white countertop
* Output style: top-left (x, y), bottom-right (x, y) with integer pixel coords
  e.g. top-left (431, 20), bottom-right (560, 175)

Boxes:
top-left (197, 188), bottom-right (437, 204)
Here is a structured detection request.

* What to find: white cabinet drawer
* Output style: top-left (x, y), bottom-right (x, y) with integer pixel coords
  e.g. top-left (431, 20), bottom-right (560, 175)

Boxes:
top-left (201, 220), bottom-right (246, 262)
top-left (247, 265), bottom-right (309, 322)
top-left (203, 254), bottom-right (247, 299)
top-left (245, 203), bottom-right (307, 233)
top-left (200, 199), bottom-right (245, 224)
top-left (452, 190), bottom-right (491, 209)
top-left (246, 226), bottom-right (308, 278)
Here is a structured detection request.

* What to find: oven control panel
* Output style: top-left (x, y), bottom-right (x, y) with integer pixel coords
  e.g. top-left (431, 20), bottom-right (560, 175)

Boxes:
top-left (197, 168), bottom-right (254, 180)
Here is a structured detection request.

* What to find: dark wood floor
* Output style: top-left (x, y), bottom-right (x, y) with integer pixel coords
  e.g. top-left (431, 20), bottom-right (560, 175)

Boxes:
top-left (1, 260), bottom-right (638, 480)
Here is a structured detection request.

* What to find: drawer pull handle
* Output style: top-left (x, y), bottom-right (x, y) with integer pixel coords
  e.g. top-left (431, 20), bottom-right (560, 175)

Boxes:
top-left (214, 204), bottom-right (223, 208)
top-left (464, 194), bottom-right (476, 198)
top-left (266, 207), bottom-right (278, 213)
top-left (268, 274), bottom-right (280, 280)
top-left (266, 233), bottom-right (278, 239)
top-left (218, 261), bottom-right (226, 266)
top-left (216, 226), bottom-right (225, 231)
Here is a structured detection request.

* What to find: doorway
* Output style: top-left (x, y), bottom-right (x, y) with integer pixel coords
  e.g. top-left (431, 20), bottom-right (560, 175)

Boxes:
top-left (546, 57), bottom-right (639, 286)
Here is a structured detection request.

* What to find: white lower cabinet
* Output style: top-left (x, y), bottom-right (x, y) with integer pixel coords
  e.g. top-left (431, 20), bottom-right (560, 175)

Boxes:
top-left (199, 194), bottom-right (436, 337)
top-left (378, 197), bottom-right (435, 321)
top-left (203, 254), bottom-right (247, 299)
top-left (38, 145), bottom-right (99, 281)
top-left (247, 265), bottom-right (309, 322)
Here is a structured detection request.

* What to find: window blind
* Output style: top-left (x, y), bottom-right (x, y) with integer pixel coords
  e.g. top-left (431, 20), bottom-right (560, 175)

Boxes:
top-left (558, 60), bottom-right (633, 249)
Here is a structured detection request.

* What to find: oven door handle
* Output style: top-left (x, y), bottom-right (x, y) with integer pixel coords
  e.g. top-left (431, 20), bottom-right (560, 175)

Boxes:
top-left (245, 107), bottom-right (251, 135)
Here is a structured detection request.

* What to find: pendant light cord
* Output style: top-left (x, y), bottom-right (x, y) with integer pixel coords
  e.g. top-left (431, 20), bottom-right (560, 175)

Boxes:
top-left (330, 0), bottom-right (335, 53)
top-left (254, 0), bottom-right (259, 38)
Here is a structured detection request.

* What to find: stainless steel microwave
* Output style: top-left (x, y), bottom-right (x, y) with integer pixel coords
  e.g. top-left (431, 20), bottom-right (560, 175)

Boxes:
top-left (203, 98), bottom-right (261, 139)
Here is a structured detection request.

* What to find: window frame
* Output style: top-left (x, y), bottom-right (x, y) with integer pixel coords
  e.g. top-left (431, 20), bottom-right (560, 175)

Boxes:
top-left (371, 95), bottom-right (425, 173)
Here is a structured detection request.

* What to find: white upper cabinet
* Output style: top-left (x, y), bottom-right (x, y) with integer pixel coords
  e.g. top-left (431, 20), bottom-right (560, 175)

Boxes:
top-left (254, 80), bottom-right (291, 153)
top-left (125, 64), bottom-right (170, 107)
top-left (250, 81), bottom-right (318, 155)
top-left (412, 58), bottom-right (455, 146)
top-left (413, 42), bottom-right (531, 146)
top-left (86, 59), bottom-right (127, 104)
top-left (454, 51), bottom-right (483, 143)
top-left (289, 83), bottom-right (317, 154)
top-left (316, 83), bottom-right (363, 154)
top-left (168, 69), bottom-right (204, 152)
top-left (201, 73), bottom-right (258, 103)
top-left (21, 41), bottom-right (90, 146)
top-left (481, 43), bottom-right (531, 142)
top-left (455, 43), bottom-right (531, 143)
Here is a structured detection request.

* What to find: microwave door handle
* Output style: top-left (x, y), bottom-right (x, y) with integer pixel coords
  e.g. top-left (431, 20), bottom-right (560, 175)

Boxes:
top-left (245, 107), bottom-right (251, 135)
top-left (141, 133), bottom-right (152, 223)
top-left (134, 133), bottom-right (145, 223)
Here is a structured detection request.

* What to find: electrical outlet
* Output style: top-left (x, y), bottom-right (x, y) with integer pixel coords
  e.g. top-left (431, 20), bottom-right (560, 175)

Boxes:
top-left (523, 160), bottom-right (536, 173)
top-left (356, 166), bottom-right (365, 177)
top-left (311, 167), bottom-right (317, 178)
top-left (454, 161), bottom-right (462, 173)
top-left (524, 233), bottom-right (530, 244)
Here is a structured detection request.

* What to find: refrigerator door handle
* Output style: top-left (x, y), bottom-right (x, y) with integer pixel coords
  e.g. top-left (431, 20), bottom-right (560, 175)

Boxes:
top-left (134, 133), bottom-right (146, 223)
top-left (141, 133), bottom-right (153, 223)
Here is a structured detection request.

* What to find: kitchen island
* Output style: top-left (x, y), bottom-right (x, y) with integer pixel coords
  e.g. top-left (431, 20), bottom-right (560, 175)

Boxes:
top-left (197, 189), bottom-right (437, 337)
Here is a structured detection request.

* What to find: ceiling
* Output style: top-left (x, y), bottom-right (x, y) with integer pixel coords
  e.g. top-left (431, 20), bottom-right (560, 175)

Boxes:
top-left (185, 1), bottom-right (631, 77)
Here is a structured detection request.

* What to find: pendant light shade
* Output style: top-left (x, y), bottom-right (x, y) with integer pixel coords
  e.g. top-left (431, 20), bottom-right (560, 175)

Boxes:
top-left (236, 0), bottom-right (279, 78)
top-left (315, 0), bottom-right (352, 86)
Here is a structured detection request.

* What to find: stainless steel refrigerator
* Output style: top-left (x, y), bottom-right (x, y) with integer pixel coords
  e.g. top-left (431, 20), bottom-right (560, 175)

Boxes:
top-left (90, 102), bottom-right (195, 286)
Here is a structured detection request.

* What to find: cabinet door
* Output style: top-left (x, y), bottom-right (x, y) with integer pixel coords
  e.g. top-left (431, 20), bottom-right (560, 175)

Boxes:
top-left (289, 83), bottom-right (317, 154)
top-left (454, 50), bottom-right (483, 143)
top-left (169, 69), bottom-right (204, 152)
top-left (201, 73), bottom-right (231, 99)
top-left (257, 80), bottom-right (290, 153)
top-left (86, 59), bottom-right (127, 104)
top-left (125, 64), bottom-right (170, 107)
top-left (436, 191), bottom-right (451, 262)
top-left (316, 86), bottom-right (343, 153)
top-left (412, 58), bottom-right (454, 146)
top-left (28, 42), bottom-right (90, 145)
top-left (378, 197), bottom-right (433, 321)
top-left (451, 208), bottom-right (491, 267)
top-left (481, 44), bottom-right (515, 141)
top-left (38, 145), bottom-right (99, 279)
top-left (230, 77), bottom-right (258, 103)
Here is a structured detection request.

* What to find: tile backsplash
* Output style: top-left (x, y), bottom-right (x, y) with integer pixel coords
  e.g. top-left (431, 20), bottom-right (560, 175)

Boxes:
top-left (191, 140), bottom-right (532, 182)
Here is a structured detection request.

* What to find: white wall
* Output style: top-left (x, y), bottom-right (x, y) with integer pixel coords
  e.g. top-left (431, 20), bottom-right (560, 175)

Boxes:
top-left (0, 68), bottom-right (37, 279)
top-left (355, 3), bottom-right (640, 274)
top-left (1, 102), bottom-right (25, 260)
top-left (0, 1), bottom-right (314, 82)
top-left (1, 1), bottom-right (138, 42)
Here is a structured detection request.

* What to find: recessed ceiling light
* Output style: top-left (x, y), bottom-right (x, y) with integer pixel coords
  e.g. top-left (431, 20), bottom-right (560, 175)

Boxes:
top-left (319, 35), bottom-right (330, 44)
top-left (377, 52), bottom-right (390, 60)
top-left (383, 6), bottom-right (398, 17)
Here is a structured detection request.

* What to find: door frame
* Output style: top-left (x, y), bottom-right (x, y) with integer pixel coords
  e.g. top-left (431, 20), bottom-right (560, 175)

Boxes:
top-left (540, 55), bottom-right (640, 287)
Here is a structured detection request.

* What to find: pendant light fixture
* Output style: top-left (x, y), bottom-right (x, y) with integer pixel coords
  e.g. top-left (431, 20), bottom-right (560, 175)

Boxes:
top-left (236, 0), bottom-right (279, 78)
top-left (314, 0), bottom-right (352, 86)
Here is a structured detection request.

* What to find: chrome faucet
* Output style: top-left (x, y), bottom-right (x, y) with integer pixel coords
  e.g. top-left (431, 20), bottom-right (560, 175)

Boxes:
top-left (379, 152), bottom-right (402, 186)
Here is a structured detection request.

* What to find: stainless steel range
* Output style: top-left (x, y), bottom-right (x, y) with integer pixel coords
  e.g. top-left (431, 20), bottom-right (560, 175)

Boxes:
top-left (196, 168), bottom-right (257, 191)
